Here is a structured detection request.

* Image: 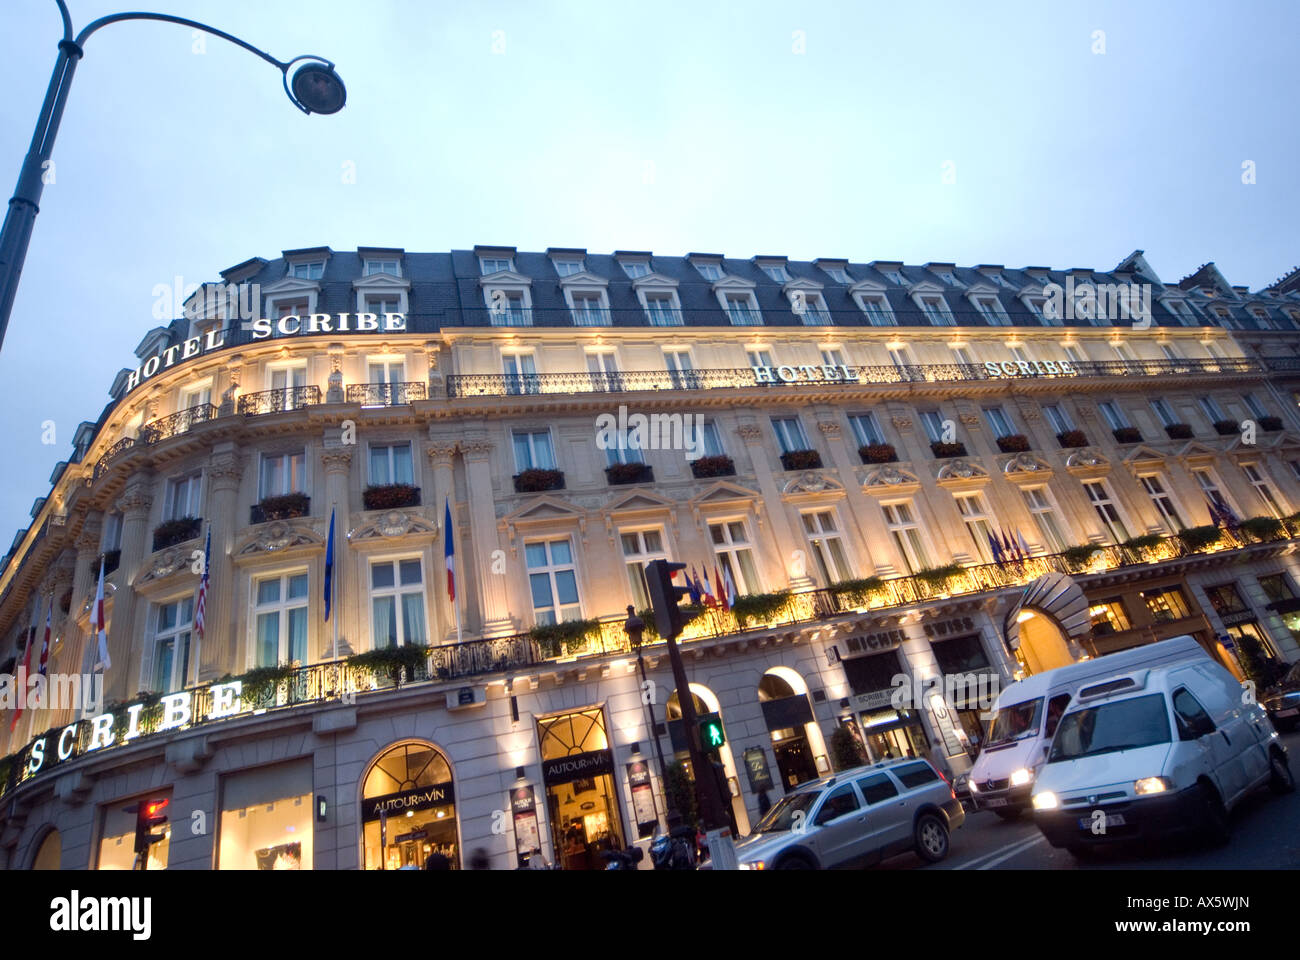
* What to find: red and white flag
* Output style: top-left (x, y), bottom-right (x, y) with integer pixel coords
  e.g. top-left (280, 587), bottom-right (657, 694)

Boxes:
top-left (9, 613), bottom-right (37, 731)
top-left (37, 598), bottom-right (52, 678)
top-left (713, 564), bottom-right (731, 613)
top-left (444, 497), bottom-right (456, 601)
top-left (89, 557), bottom-right (111, 671)
top-left (722, 564), bottom-right (739, 608)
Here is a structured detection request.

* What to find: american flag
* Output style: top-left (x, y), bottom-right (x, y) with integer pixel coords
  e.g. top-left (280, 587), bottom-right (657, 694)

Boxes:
top-left (195, 525), bottom-right (211, 640)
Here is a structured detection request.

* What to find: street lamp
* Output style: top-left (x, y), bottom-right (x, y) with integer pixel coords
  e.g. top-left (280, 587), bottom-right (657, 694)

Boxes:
top-left (624, 605), bottom-right (678, 829)
top-left (0, 1), bottom-right (346, 352)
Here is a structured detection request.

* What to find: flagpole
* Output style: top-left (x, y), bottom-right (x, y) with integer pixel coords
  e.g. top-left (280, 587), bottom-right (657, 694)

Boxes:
top-left (331, 502), bottom-right (339, 662)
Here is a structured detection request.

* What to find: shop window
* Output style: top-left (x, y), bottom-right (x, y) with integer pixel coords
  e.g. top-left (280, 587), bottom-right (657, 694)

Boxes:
top-left (1258, 574), bottom-right (1297, 605)
top-left (362, 742), bottom-right (457, 870)
top-left (931, 634), bottom-right (991, 675)
top-left (31, 829), bottom-right (61, 870)
top-left (1204, 583), bottom-right (1249, 616)
top-left (842, 648), bottom-right (906, 696)
top-left (1141, 586), bottom-right (1192, 623)
top-left (536, 708), bottom-right (624, 871)
top-left (1089, 598), bottom-right (1132, 636)
top-left (218, 758), bottom-right (313, 869)
top-left (97, 791), bottom-right (172, 870)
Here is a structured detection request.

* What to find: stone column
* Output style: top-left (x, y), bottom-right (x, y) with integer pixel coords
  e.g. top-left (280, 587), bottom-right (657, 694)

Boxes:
top-left (199, 447), bottom-right (243, 680)
top-left (106, 475), bottom-right (154, 703)
top-left (735, 420), bottom-right (810, 590)
top-left (319, 448), bottom-right (353, 659)
top-left (427, 441), bottom-right (459, 641)
top-left (461, 438), bottom-right (514, 637)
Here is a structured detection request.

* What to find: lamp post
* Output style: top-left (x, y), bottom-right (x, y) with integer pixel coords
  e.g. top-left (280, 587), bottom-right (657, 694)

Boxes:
top-left (0, 0), bottom-right (346, 353)
top-left (623, 605), bottom-right (678, 829)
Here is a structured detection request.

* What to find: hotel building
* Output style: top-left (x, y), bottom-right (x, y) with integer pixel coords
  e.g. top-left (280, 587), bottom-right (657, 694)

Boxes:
top-left (2, 245), bottom-right (1299, 870)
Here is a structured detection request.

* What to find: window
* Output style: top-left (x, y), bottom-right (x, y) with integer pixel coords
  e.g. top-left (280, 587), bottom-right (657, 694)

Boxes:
top-left (1023, 487), bottom-right (1069, 554)
top-left (152, 598), bottom-right (193, 692)
top-left (1063, 343), bottom-right (1086, 365)
top-left (708, 520), bottom-right (761, 595)
top-left (503, 353), bottom-right (538, 396)
top-left (259, 452), bottom-right (305, 499)
top-left (882, 501), bottom-right (931, 574)
top-left (1089, 598), bottom-right (1131, 635)
top-left (363, 259), bottom-right (400, 277)
top-left (820, 347), bottom-right (846, 368)
top-left (586, 350), bottom-right (622, 392)
top-left (983, 406), bottom-right (1014, 439)
top-left (1204, 582), bottom-right (1249, 616)
top-left (937, 271), bottom-right (963, 288)
top-left (1172, 688), bottom-right (1214, 737)
top-left (1160, 343), bottom-right (1183, 360)
top-left (796, 292), bottom-right (831, 324)
top-left (179, 382), bottom-right (212, 411)
top-left (369, 442), bottom-right (414, 486)
top-left (761, 264), bottom-right (789, 282)
top-left (953, 493), bottom-right (996, 563)
top-left (370, 559), bottom-right (426, 647)
top-left (664, 349), bottom-right (697, 389)
top-left (570, 292), bottom-right (608, 326)
top-left (102, 512), bottom-right (123, 552)
top-left (217, 759), bottom-right (313, 870)
top-left (526, 539), bottom-right (581, 625)
top-left (919, 410), bottom-right (948, 444)
top-left (1083, 480), bottom-right (1131, 543)
top-left (1113, 342), bottom-right (1137, 364)
top-left (698, 419), bottom-right (726, 457)
top-left (365, 295), bottom-right (401, 316)
top-left (931, 633), bottom-right (992, 675)
top-left (268, 364), bottom-right (308, 408)
top-left (1150, 398), bottom-right (1177, 427)
top-left (604, 427), bottom-right (644, 466)
top-left (1193, 469), bottom-right (1231, 515)
top-left (620, 529), bottom-right (668, 610)
top-left (554, 258), bottom-right (584, 277)
top-left (888, 345), bottom-right (912, 368)
top-left (1139, 475), bottom-right (1185, 534)
top-left (1243, 463), bottom-right (1286, 518)
top-left (919, 295), bottom-right (954, 326)
top-left (1142, 586), bottom-right (1192, 623)
top-left (884, 270), bottom-right (908, 286)
top-left (725, 293), bottom-right (761, 325)
top-left (893, 762), bottom-right (939, 788)
top-left (645, 293), bottom-right (681, 326)
top-left (1097, 401), bottom-right (1130, 430)
top-left (694, 262), bottom-right (723, 281)
top-left (973, 296), bottom-right (1010, 325)
top-left (1165, 299), bottom-right (1198, 325)
top-left (747, 348), bottom-right (774, 369)
top-left (950, 345), bottom-right (974, 366)
top-left (771, 416), bottom-right (810, 454)
top-left (620, 260), bottom-right (650, 279)
top-left (859, 295), bottom-right (895, 326)
top-left (1198, 396), bottom-right (1226, 423)
top-left (814, 784), bottom-right (859, 825)
top-left (513, 429), bottom-right (556, 471)
top-left (1243, 393), bottom-right (1268, 420)
top-left (166, 472), bottom-right (202, 520)
top-left (1042, 404), bottom-right (1074, 434)
top-left (855, 773), bottom-right (899, 805)
top-left (253, 573), bottom-right (309, 666)
top-left (1259, 573), bottom-right (1298, 605)
top-left (989, 272), bottom-right (1016, 289)
top-left (801, 510), bottom-right (853, 585)
top-left (823, 266), bottom-right (851, 283)
top-left (290, 261), bottom-right (323, 280)
top-left (479, 256), bottom-right (513, 274)
top-left (488, 289), bottom-right (530, 326)
top-left (848, 412), bottom-right (885, 447)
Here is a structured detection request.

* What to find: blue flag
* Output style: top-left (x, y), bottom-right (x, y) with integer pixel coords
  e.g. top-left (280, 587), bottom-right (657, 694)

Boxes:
top-left (324, 508), bottom-right (335, 621)
top-left (986, 529), bottom-right (1003, 565)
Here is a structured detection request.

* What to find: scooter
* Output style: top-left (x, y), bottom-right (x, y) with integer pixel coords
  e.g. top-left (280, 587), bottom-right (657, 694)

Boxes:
top-left (600, 845), bottom-right (645, 870)
top-left (649, 826), bottom-right (697, 870)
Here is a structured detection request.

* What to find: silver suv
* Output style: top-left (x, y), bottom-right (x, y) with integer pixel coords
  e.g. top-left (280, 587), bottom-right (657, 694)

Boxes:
top-left (732, 757), bottom-right (965, 869)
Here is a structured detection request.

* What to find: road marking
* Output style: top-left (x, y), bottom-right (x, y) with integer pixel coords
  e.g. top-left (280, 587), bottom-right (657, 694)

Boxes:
top-left (976, 834), bottom-right (1047, 870)
top-left (951, 832), bottom-right (1044, 870)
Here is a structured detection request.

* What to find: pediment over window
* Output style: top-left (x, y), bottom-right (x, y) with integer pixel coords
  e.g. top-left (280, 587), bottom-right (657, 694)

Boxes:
top-left (558, 271), bottom-right (609, 289)
top-left (631, 272), bottom-right (680, 289)
top-left (608, 489), bottom-right (677, 514)
top-left (352, 273), bottom-right (411, 292)
top-left (1064, 449), bottom-right (1110, 470)
top-left (350, 509), bottom-right (437, 541)
top-left (782, 471), bottom-right (844, 497)
top-left (1002, 453), bottom-right (1054, 478)
top-left (134, 545), bottom-right (198, 589)
top-left (781, 277), bottom-right (824, 295)
top-left (848, 278), bottom-right (888, 295)
top-left (260, 275), bottom-right (321, 296)
top-left (501, 495), bottom-right (582, 526)
top-left (134, 327), bottom-right (172, 360)
top-left (711, 275), bottom-right (757, 293)
top-left (233, 519), bottom-right (325, 560)
top-left (906, 280), bottom-right (945, 296)
top-left (1223, 432), bottom-right (1283, 455)
top-left (1122, 445), bottom-right (1168, 466)
top-left (964, 281), bottom-right (1000, 297)
top-left (1175, 441), bottom-right (1222, 465)
top-left (688, 480), bottom-right (761, 509)
top-left (477, 270), bottom-right (532, 287)
top-left (935, 459), bottom-right (989, 483)
top-left (862, 464), bottom-right (921, 492)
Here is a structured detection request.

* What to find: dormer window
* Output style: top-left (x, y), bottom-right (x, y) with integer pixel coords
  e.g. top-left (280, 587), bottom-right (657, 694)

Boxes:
top-left (918, 295), bottom-right (954, 326)
top-left (855, 293), bottom-right (895, 326)
top-left (989, 272), bottom-right (1016, 289)
top-left (363, 259), bottom-right (400, 277)
top-left (937, 271), bottom-right (963, 288)
top-left (1249, 308), bottom-right (1276, 331)
top-left (724, 292), bottom-right (760, 325)
top-left (570, 291), bottom-right (609, 326)
top-left (760, 264), bottom-right (789, 282)
top-left (884, 270), bottom-right (908, 286)
top-left (290, 261), bottom-right (324, 280)
top-left (620, 261), bottom-right (651, 279)
top-left (480, 256), bottom-right (513, 275)
top-left (695, 261), bottom-right (724, 281)
top-left (644, 292), bottom-right (682, 326)
top-left (1164, 298), bottom-right (1198, 326)
top-left (554, 258), bottom-right (585, 277)
top-left (972, 296), bottom-right (1010, 326)
top-left (792, 291), bottom-right (831, 325)
top-left (822, 266), bottom-right (851, 283)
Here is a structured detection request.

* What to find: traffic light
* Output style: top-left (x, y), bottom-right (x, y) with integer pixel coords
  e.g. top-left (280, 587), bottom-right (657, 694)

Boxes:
top-left (124, 797), bottom-right (169, 858)
top-left (644, 559), bottom-right (691, 640)
top-left (700, 716), bottom-right (726, 751)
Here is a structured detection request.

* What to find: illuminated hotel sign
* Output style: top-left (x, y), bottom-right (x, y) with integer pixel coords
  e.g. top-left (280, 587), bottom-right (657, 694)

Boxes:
top-left (750, 358), bottom-right (1076, 385)
top-left (124, 312), bottom-right (408, 394)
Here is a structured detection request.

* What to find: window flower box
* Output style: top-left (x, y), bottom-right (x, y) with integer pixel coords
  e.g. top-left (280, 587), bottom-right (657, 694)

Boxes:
top-left (996, 434), bottom-right (1031, 453)
top-left (1056, 429), bottom-right (1089, 448)
top-left (1259, 415), bottom-right (1283, 432)
top-left (251, 492), bottom-right (310, 524)
top-left (363, 484), bottom-right (421, 510)
top-left (514, 469), bottom-right (566, 493)
top-left (152, 516), bottom-right (201, 552)
top-left (1112, 426), bottom-right (1142, 444)
top-left (930, 441), bottom-right (968, 459)
top-left (859, 443), bottom-right (898, 464)
top-left (780, 449), bottom-right (823, 471)
top-left (1213, 419), bottom-right (1240, 437)
top-left (606, 462), bottom-right (654, 485)
top-left (690, 455), bottom-right (735, 479)
top-left (91, 549), bottom-right (121, 577)
top-left (1163, 423), bottom-right (1193, 440)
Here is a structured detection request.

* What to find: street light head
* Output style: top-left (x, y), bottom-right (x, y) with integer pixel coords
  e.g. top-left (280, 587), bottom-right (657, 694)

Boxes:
top-left (289, 60), bottom-right (346, 115)
top-left (624, 604), bottom-right (645, 649)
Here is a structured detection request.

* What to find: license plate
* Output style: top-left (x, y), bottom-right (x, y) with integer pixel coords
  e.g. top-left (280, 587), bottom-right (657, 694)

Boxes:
top-left (1277, 708), bottom-right (1299, 718)
top-left (1078, 813), bottom-right (1125, 828)
top-left (984, 798), bottom-right (1008, 808)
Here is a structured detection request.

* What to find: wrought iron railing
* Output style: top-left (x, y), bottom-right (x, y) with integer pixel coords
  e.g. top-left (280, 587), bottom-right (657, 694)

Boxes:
top-left (92, 436), bottom-right (141, 480)
top-left (346, 381), bottom-right (428, 406)
top-left (236, 386), bottom-right (322, 415)
top-left (139, 403), bottom-right (219, 444)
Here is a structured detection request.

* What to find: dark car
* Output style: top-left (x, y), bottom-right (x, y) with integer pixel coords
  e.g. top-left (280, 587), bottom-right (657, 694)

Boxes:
top-left (1261, 662), bottom-right (1300, 732)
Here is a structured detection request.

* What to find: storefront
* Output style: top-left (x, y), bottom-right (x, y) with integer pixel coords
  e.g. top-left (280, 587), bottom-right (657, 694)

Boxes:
top-left (361, 741), bottom-right (459, 870)
top-left (929, 631), bottom-right (998, 758)
top-left (840, 641), bottom-right (931, 762)
top-left (537, 707), bottom-right (624, 871)
top-left (756, 672), bottom-right (825, 788)
top-left (217, 758), bottom-right (314, 869)
top-left (96, 790), bottom-right (172, 870)
top-left (665, 687), bottom-right (746, 832)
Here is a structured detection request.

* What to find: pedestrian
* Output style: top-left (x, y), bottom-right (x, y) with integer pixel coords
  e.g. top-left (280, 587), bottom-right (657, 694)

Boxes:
top-left (928, 744), bottom-right (953, 781)
top-left (468, 847), bottom-right (490, 870)
top-left (424, 851), bottom-right (450, 870)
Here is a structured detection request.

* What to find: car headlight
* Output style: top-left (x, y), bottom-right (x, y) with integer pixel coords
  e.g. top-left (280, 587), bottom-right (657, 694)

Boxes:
top-left (1032, 791), bottom-right (1058, 810)
top-left (1134, 776), bottom-right (1172, 795)
top-left (968, 778), bottom-right (979, 793)
top-left (739, 861), bottom-right (765, 871)
top-left (1010, 768), bottom-right (1034, 787)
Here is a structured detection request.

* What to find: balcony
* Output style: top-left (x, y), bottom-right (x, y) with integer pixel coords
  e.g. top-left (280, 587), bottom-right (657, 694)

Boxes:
top-left (93, 436), bottom-right (141, 481)
top-left (606, 462), bottom-right (654, 485)
top-left (513, 469), bottom-right (565, 493)
top-left (690, 455), bottom-right (736, 479)
top-left (489, 308), bottom-right (533, 327)
top-left (571, 307), bottom-right (611, 327)
top-left (362, 484), bottom-right (421, 510)
top-left (237, 386), bottom-right (322, 416)
top-left (140, 403), bottom-right (218, 444)
top-left (251, 493), bottom-right (310, 525)
top-left (647, 308), bottom-right (684, 327)
top-left (346, 381), bottom-right (427, 406)
top-left (780, 449), bottom-right (823, 471)
top-left (152, 516), bottom-right (201, 552)
top-left (798, 310), bottom-right (833, 326)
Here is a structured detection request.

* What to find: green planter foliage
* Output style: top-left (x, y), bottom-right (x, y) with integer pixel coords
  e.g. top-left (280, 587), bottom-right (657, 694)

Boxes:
top-left (1238, 516), bottom-right (1283, 542)
top-left (1112, 426), bottom-right (1142, 444)
top-left (730, 591), bottom-right (793, 628)
top-left (914, 564), bottom-right (964, 588)
top-left (689, 455), bottom-right (736, 478)
top-left (514, 468), bottom-right (565, 493)
top-left (1062, 544), bottom-right (1103, 566)
top-left (1213, 419), bottom-right (1240, 437)
top-left (663, 761), bottom-right (699, 831)
top-left (1178, 525), bottom-right (1223, 551)
top-left (239, 664), bottom-right (299, 705)
top-left (829, 577), bottom-right (886, 607)
top-left (830, 724), bottom-right (866, 771)
top-left (635, 605), bottom-right (706, 642)
top-left (996, 434), bottom-right (1031, 453)
top-left (1120, 534), bottom-right (1163, 552)
top-left (1233, 630), bottom-right (1288, 690)
top-left (362, 483), bottom-right (420, 510)
top-left (780, 449), bottom-right (823, 471)
top-left (528, 619), bottom-right (602, 657)
top-left (859, 443), bottom-right (898, 464)
top-left (1164, 423), bottom-right (1194, 440)
top-left (1057, 429), bottom-right (1089, 448)
top-left (346, 645), bottom-right (430, 682)
top-left (930, 441), bottom-right (967, 459)
top-left (257, 492), bottom-right (310, 520)
top-left (152, 516), bottom-right (201, 552)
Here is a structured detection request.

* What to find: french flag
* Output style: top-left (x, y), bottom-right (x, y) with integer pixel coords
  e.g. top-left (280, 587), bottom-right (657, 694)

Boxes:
top-left (444, 497), bottom-right (456, 601)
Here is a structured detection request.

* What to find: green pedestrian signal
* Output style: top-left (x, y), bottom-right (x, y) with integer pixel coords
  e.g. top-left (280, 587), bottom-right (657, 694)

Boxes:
top-left (700, 718), bottom-right (725, 749)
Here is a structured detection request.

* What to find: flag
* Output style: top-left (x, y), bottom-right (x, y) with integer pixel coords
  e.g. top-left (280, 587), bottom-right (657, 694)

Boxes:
top-left (986, 530), bottom-right (1004, 565)
top-left (1016, 530), bottom-right (1032, 561)
top-left (1000, 528), bottom-right (1016, 562)
top-left (90, 557), bottom-right (110, 671)
top-left (686, 566), bottom-right (703, 605)
top-left (713, 565), bottom-right (730, 613)
top-left (722, 564), bottom-right (739, 607)
top-left (37, 598), bottom-right (52, 678)
top-left (10, 615), bottom-right (36, 732)
top-left (1205, 498), bottom-right (1222, 527)
top-left (444, 497), bottom-right (456, 601)
top-left (1218, 499), bottom-right (1240, 530)
top-left (195, 526), bottom-right (211, 639)
top-left (323, 509), bottom-right (335, 621)
top-left (699, 566), bottom-right (717, 608)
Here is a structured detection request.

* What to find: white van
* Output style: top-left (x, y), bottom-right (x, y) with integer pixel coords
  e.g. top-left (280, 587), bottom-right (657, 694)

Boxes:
top-left (1031, 657), bottom-right (1293, 856)
top-left (968, 635), bottom-right (1207, 818)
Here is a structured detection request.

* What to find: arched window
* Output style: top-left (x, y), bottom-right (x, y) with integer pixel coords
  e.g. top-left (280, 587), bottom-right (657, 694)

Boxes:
top-left (32, 828), bottom-right (61, 870)
top-left (361, 741), bottom-right (457, 870)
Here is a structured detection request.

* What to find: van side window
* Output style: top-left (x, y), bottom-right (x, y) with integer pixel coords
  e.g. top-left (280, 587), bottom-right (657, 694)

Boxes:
top-left (1044, 693), bottom-right (1071, 738)
top-left (1172, 687), bottom-right (1214, 739)
top-left (814, 784), bottom-right (860, 825)
top-left (892, 762), bottom-right (939, 789)
top-left (856, 774), bottom-right (900, 805)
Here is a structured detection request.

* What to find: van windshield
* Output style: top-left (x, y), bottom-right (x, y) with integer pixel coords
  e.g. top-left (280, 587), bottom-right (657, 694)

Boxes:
top-left (753, 791), bottom-right (819, 833)
top-left (1049, 694), bottom-right (1171, 762)
top-left (986, 698), bottom-right (1043, 746)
